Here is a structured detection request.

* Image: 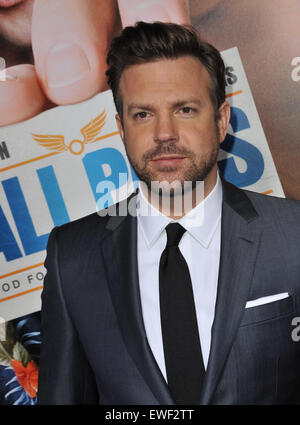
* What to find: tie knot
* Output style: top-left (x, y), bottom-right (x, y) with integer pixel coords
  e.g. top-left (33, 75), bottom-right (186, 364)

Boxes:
top-left (165, 223), bottom-right (186, 247)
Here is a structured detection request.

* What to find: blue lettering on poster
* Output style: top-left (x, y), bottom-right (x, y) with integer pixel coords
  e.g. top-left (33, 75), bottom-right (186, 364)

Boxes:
top-left (2, 177), bottom-right (49, 256)
top-left (218, 106), bottom-right (264, 187)
top-left (83, 147), bottom-right (129, 208)
top-left (37, 165), bottom-right (70, 227)
top-left (0, 205), bottom-right (22, 261)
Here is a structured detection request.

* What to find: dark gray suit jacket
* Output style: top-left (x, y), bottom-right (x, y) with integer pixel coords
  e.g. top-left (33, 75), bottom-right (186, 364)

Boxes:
top-left (37, 179), bottom-right (300, 404)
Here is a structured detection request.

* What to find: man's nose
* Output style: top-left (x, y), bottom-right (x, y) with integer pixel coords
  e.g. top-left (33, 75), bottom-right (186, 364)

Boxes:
top-left (153, 114), bottom-right (179, 143)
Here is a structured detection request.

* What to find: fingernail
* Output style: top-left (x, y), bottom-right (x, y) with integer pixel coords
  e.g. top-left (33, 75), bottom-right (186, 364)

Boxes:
top-left (45, 42), bottom-right (91, 89)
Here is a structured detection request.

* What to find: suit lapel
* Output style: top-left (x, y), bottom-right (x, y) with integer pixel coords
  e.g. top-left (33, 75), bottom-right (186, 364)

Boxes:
top-left (200, 180), bottom-right (262, 404)
top-left (99, 181), bottom-right (262, 405)
top-left (100, 195), bottom-right (174, 405)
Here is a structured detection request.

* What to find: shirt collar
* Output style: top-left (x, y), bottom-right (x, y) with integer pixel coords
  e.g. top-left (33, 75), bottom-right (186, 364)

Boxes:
top-left (137, 173), bottom-right (223, 249)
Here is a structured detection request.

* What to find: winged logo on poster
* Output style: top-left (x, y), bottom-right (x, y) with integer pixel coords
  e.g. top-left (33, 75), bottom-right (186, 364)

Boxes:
top-left (31, 110), bottom-right (107, 155)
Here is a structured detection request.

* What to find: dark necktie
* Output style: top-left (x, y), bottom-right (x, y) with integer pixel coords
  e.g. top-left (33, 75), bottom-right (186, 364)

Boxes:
top-left (159, 222), bottom-right (205, 404)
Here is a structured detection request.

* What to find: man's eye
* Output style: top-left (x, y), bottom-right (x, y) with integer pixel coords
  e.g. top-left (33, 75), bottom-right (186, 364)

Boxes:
top-left (180, 107), bottom-right (194, 114)
top-left (135, 112), bottom-right (149, 120)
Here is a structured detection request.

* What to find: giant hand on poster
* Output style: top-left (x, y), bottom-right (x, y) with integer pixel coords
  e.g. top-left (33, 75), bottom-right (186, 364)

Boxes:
top-left (0, 0), bottom-right (189, 125)
top-left (0, 0), bottom-right (299, 405)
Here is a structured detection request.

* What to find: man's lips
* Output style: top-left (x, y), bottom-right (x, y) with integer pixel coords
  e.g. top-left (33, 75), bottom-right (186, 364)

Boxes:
top-left (0, 0), bottom-right (24, 8)
top-left (151, 156), bottom-right (186, 167)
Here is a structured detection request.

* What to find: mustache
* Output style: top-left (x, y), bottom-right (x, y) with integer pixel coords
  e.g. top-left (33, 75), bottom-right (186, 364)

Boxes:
top-left (142, 143), bottom-right (193, 162)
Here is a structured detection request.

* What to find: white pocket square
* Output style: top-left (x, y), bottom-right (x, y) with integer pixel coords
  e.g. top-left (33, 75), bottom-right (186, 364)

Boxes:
top-left (245, 293), bottom-right (289, 308)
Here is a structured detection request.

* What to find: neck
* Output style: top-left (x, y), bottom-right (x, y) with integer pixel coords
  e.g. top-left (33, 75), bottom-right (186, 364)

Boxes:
top-left (142, 170), bottom-right (218, 220)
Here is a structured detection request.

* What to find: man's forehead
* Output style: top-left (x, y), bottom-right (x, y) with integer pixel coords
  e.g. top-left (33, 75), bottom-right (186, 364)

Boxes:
top-left (121, 56), bottom-right (208, 78)
top-left (119, 56), bottom-right (212, 97)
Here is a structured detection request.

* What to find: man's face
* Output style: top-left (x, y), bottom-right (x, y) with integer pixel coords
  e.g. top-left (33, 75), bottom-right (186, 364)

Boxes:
top-left (0, 0), bottom-right (34, 46)
top-left (116, 55), bottom-right (230, 192)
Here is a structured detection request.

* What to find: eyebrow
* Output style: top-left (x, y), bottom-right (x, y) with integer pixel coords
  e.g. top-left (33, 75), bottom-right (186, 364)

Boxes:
top-left (127, 98), bottom-right (203, 114)
top-left (127, 103), bottom-right (155, 114)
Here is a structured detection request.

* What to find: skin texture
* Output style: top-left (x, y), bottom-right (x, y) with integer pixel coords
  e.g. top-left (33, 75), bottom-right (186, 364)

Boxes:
top-left (0, 64), bottom-right (46, 124)
top-left (0, 0), bottom-right (33, 46)
top-left (116, 56), bottom-right (230, 217)
top-left (0, 0), bottom-right (190, 126)
top-left (0, 0), bottom-right (34, 73)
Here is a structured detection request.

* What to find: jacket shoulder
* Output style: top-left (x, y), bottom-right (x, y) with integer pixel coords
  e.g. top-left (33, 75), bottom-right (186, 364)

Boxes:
top-left (223, 178), bottom-right (300, 212)
top-left (242, 186), bottom-right (300, 218)
top-left (222, 179), bottom-right (300, 229)
top-left (48, 203), bottom-right (120, 255)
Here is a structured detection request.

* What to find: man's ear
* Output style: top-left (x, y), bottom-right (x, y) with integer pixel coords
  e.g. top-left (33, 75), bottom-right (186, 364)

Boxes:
top-left (116, 114), bottom-right (125, 144)
top-left (217, 101), bottom-right (231, 144)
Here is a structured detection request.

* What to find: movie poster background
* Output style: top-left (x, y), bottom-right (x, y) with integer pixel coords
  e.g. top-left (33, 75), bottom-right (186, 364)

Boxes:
top-left (0, 0), bottom-right (299, 404)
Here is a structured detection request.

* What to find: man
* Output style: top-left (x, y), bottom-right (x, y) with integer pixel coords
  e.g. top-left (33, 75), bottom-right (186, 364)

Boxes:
top-left (37, 22), bottom-right (300, 405)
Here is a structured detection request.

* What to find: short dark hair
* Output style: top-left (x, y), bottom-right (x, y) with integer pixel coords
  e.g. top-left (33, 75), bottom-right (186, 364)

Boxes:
top-left (106, 21), bottom-right (226, 120)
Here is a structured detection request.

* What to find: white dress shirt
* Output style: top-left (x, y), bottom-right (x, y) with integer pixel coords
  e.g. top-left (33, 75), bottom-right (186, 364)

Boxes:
top-left (136, 174), bottom-right (223, 381)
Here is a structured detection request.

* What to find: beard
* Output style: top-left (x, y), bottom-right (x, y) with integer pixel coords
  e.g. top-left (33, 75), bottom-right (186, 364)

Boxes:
top-left (125, 135), bottom-right (220, 197)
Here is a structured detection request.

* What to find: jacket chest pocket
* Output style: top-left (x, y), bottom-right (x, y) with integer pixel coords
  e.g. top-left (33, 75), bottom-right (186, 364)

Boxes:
top-left (240, 294), bottom-right (295, 327)
top-left (231, 294), bottom-right (299, 404)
